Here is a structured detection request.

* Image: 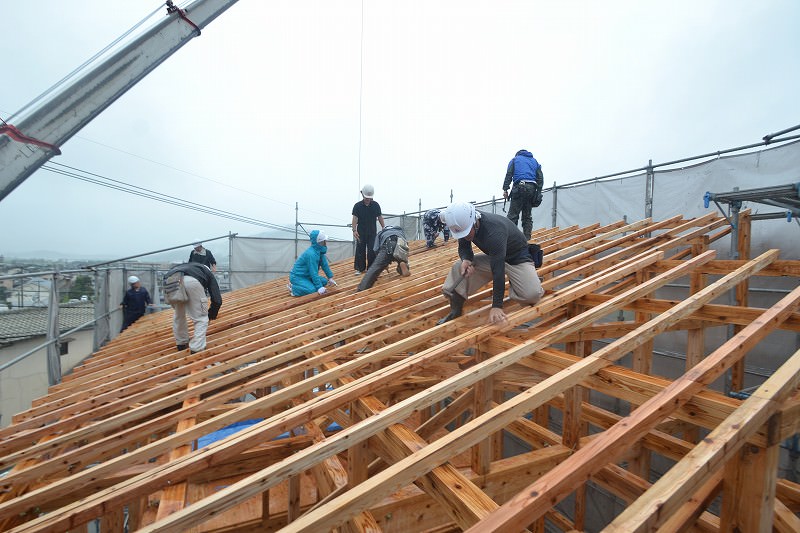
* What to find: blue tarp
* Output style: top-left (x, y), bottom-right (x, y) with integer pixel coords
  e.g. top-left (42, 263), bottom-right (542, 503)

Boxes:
top-left (195, 419), bottom-right (342, 449)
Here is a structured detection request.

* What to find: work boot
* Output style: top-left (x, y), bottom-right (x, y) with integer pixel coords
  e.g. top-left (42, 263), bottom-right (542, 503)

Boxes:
top-left (437, 293), bottom-right (465, 325)
top-left (398, 262), bottom-right (410, 277)
top-left (177, 344), bottom-right (188, 351)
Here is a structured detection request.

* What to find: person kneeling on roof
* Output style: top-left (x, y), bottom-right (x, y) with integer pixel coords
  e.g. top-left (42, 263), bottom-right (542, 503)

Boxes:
top-left (289, 230), bottom-right (337, 296)
top-left (422, 208), bottom-right (450, 248)
top-left (357, 225), bottom-right (411, 291)
top-left (438, 201), bottom-right (544, 326)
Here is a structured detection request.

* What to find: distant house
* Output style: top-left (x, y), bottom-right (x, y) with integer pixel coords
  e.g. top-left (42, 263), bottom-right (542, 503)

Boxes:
top-left (0, 302), bottom-right (95, 427)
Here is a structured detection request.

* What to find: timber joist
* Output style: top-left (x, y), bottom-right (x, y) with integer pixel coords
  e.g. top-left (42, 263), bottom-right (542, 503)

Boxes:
top-left (1, 214), bottom-right (799, 532)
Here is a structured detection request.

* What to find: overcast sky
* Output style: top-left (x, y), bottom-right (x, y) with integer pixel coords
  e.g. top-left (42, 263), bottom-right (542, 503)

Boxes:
top-left (1, 0), bottom-right (798, 259)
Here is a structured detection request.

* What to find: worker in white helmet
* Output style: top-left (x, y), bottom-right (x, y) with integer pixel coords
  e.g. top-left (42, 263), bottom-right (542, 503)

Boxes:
top-left (188, 240), bottom-right (217, 272)
top-left (438, 202), bottom-right (544, 325)
top-left (351, 184), bottom-right (385, 274)
top-left (120, 275), bottom-right (152, 331)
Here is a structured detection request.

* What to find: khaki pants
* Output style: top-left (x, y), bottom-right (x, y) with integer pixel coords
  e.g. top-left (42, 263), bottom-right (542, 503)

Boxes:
top-left (442, 255), bottom-right (544, 304)
top-left (172, 275), bottom-right (209, 352)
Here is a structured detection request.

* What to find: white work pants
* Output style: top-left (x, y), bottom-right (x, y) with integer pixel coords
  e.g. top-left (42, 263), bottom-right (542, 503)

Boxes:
top-left (442, 255), bottom-right (544, 304)
top-left (172, 275), bottom-right (209, 352)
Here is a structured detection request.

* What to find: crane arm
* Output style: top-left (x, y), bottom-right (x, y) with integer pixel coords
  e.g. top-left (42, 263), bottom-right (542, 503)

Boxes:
top-left (0, 0), bottom-right (239, 202)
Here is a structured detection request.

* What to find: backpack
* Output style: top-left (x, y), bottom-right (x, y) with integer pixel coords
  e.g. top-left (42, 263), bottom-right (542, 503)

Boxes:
top-left (163, 271), bottom-right (188, 304)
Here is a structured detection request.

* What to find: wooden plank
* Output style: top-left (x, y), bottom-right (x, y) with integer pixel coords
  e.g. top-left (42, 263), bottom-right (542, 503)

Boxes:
top-left (3, 244), bottom-right (673, 532)
top-left (458, 251), bottom-right (786, 532)
top-left (605, 345), bottom-right (800, 532)
top-left (2, 219), bottom-right (798, 533)
top-left (773, 498), bottom-right (800, 533)
top-left (471, 349), bottom-right (493, 476)
top-left (342, 371), bottom-right (500, 530)
top-left (720, 440), bottom-right (780, 532)
top-left (228, 252), bottom-right (721, 533)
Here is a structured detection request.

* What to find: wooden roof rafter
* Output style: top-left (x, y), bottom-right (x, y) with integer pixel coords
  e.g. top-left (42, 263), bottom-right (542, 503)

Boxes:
top-left (0, 214), bottom-right (798, 532)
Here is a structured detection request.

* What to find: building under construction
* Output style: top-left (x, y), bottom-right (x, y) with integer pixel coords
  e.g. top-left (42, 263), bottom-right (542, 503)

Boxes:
top-left (1, 2), bottom-right (799, 530)
top-left (1, 201), bottom-right (799, 532)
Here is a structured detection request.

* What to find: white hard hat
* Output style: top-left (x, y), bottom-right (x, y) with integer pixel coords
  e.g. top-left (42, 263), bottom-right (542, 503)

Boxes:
top-left (443, 202), bottom-right (477, 239)
top-left (316, 231), bottom-right (328, 243)
top-left (361, 184), bottom-right (374, 198)
top-left (128, 275), bottom-right (140, 284)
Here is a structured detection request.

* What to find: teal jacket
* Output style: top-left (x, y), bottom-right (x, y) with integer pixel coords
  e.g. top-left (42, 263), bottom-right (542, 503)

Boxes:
top-left (289, 230), bottom-right (334, 294)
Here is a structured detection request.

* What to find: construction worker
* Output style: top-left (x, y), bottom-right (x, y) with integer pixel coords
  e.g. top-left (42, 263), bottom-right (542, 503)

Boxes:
top-left (289, 230), bottom-right (336, 296)
top-left (119, 275), bottom-right (151, 331)
top-left (189, 241), bottom-right (217, 272)
top-left (422, 208), bottom-right (450, 248)
top-left (351, 184), bottom-right (385, 274)
top-left (165, 263), bottom-right (222, 353)
top-left (357, 225), bottom-right (411, 291)
top-left (438, 201), bottom-right (544, 325)
top-left (502, 149), bottom-right (544, 240)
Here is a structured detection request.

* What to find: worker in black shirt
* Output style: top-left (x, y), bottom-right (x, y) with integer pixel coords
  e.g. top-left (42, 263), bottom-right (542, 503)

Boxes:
top-left (351, 184), bottom-right (385, 274)
top-left (189, 241), bottom-right (217, 272)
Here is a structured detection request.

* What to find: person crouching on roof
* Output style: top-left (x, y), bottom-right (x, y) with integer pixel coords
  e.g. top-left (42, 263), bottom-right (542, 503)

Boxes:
top-left (423, 208), bottom-right (450, 248)
top-left (356, 225), bottom-right (411, 291)
top-left (438, 201), bottom-right (544, 325)
top-left (288, 230), bottom-right (337, 296)
top-left (165, 263), bottom-right (222, 353)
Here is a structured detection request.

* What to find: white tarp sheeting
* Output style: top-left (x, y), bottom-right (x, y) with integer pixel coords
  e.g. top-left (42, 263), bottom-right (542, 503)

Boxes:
top-left (230, 237), bottom-right (354, 290)
top-left (518, 139), bottom-right (800, 260)
top-left (230, 140), bottom-right (799, 291)
top-left (230, 215), bottom-right (422, 290)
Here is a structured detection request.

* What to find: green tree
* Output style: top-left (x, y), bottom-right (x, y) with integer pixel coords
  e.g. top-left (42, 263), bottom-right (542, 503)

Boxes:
top-left (0, 285), bottom-right (8, 303)
top-left (71, 275), bottom-right (94, 300)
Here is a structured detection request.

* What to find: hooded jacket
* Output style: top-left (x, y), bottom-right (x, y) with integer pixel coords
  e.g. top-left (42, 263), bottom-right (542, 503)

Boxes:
top-left (290, 230), bottom-right (335, 291)
top-left (503, 149), bottom-right (543, 191)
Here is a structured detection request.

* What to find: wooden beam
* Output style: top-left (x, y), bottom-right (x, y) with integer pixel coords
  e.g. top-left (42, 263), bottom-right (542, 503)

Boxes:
top-left (605, 345), bottom-right (800, 532)
top-left (460, 251), bottom-right (787, 532)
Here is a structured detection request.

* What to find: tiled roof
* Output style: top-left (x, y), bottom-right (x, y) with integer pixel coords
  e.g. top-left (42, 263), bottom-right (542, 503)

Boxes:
top-left (0, 304), bottom-right (95, 343)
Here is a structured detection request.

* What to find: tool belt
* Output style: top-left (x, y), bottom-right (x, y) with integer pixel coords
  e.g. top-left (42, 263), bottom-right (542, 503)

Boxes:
top-left (514, 181), bottom-right (543, 207)
top-left (391, 236), bottom-right (409, 262)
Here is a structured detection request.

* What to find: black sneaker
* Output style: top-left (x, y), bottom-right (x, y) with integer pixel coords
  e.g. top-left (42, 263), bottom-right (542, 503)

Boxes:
top-left (177, 344), bottom-right (188, 351)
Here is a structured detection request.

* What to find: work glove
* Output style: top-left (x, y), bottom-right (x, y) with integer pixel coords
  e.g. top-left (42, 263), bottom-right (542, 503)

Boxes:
top-left (317, 286), bottom-right (327, 295)
top-left (208, 302), bottom-right (220, 320)
top-left (328, 278), bottom-right (337, 286)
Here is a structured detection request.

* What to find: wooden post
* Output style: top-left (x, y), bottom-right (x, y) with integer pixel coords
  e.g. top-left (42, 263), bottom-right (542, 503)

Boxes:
top-left (348, 405), bottom-right (370, 486)
top-left (730, 210), bottom-right (751, 392)
top-left (288, 474), bottom-right (301, 522)
top-left (720, 416), bottom-right (780, 532)
top-left (472, 348), bottom-right (493, 476)
top-left (564, 302), bottom-right (587, 531)
top-left (684, 237), bottom-right (708, 444)
top-left (261, 490), bottom-right (270, 528)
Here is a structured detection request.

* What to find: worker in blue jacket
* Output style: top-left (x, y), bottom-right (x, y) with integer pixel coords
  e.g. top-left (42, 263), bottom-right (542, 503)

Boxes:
top-left (289, 230), bottom-right (337, 296)
top-left (502, 149), bottom-right (544, 240)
